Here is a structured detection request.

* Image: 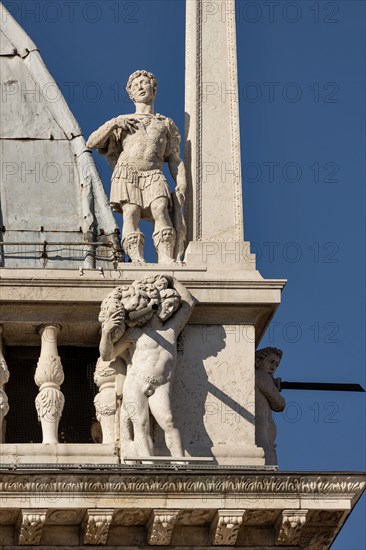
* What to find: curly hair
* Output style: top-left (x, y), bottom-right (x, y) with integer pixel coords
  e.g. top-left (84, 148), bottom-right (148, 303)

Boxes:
top-left (126, 70), bottom-right (157, 100)
top-left (255, 347), bottom-right (283, 369)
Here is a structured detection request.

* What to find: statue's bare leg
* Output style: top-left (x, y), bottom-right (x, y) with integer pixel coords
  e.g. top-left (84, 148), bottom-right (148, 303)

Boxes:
top-left (150, 197), bottom-right (171, 233)
top-left (121, 376), bottom-right (153, 456)
top-left (151, 197), bottom-right (176, 263)
top-left (149, 384), bottom-right (184, 457)
top-left (121, 203), bottom-right (145, 262)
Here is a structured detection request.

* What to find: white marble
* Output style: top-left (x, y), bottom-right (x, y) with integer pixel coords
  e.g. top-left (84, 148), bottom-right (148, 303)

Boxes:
top-left (34, 325), bottom-right (64, 444)
top-left (255, 348), bottom-right (286, 465)
top-left (87, 71), bottom-right (187, 264)
top-left (99, 275), bottom-right (195, 459)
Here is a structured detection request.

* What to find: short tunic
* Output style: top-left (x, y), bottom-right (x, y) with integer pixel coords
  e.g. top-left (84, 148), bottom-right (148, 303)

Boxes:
top-left (98, 114), bottom-right (180, 221)
top-left (110, 164), bottom-right (172, 218)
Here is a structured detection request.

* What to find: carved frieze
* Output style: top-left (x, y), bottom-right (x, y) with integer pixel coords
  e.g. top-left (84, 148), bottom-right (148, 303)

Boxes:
top-left (0, 474), bottom-right (363, 496)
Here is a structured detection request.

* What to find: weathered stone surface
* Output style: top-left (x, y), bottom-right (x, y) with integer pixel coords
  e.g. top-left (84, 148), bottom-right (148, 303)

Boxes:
top-left (82, 510), bottom-right (114, 545)
top-left (99, 276), bottom-right (195, 459)
top-left (0, 4), bottom-right (118, 270)
top-left (16, 509), bottom-right (47, 545)
top-left (147, 510), bottom-right (179, 545)
top-left (170, 324), bottom-right (264, 465)
top-left (0, 471), bottom-right (362, 548)
top-left (275, 510), bottom-right (308, 545)
top-left (255, 348), bottom-right (286, 465)
top-left (210, 510), bottom-right (245, 545)
top-left (185, 0), bottom-right (243, 241)
top-left (0, 444), bottom-right (119, 464)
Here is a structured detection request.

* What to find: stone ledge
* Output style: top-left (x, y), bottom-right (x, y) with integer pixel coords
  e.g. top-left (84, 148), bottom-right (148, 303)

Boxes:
top-left (0, 472), bottom-right (363, 548)
top-left (0, 444), bottom-right (119, 465)
top-left (0, 470), bottom-right (363, 498)
top-left (0, 270), bottom-right (286, 346)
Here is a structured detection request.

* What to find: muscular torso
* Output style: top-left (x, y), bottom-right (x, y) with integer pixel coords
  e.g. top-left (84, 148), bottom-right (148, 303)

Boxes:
top-left (120, 324), bottom-right (177, 386)
top-left (117, 115), bottom-right (169, 171)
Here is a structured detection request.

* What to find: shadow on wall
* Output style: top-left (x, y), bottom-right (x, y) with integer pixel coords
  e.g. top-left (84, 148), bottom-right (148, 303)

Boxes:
top-left (154, 326), bottom-right (253, 460)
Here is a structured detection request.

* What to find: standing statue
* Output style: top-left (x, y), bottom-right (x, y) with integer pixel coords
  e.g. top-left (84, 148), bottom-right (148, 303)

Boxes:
top-left (255, 347), bottom-right (286, 465)
top-left (99, 275), bottom-right (195, 458)
top-left (87, 70), bottom-right (187, 264)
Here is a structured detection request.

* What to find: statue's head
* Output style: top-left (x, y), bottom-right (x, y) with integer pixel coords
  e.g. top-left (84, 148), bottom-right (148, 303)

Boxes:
top-left (126, 70), bottom-right (157, 104)
top-left (158, 288), bottom-right (181, 321)
top-left (255, 347), bottom-right (283, 374)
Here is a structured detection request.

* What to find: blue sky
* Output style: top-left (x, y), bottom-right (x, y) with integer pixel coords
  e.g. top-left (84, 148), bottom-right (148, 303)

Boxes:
top-left (3, 1), bottom-right (365, 547)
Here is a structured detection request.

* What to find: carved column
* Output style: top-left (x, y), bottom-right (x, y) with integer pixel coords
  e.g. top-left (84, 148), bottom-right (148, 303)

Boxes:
top-left (0, 326), bottom-right (10, 442)
top-left (276, 509), bottom-right (308, 545)
top-left (82, 509), bottom-right (114, 545)
top-left (210, 510), bottom-right (245, 546)
top-left (34, 325), bottom-right (64, 444)
top-left (17, 509), bottom-right (47, 545)
top-left (147, 509), bottom-right (179, 545)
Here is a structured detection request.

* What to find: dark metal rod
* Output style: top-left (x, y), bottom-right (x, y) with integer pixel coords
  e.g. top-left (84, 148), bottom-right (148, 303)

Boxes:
top-left (280, 382), bottom-right (365, 393)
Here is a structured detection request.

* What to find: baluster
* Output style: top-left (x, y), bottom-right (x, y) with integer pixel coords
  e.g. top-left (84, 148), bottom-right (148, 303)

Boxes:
top-left (34, 325), bottom-right (64, 444)
top-left (93, 358), bottom-right (121, 444)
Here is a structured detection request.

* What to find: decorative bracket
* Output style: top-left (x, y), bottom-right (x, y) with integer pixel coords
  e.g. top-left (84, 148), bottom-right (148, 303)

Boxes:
top-left (276, 509), bottom-right (308, 545)
top-left (210, 509), bottom-right (246, 545)
top-left (147, 509), bottom-right (179, 545)
top-left (17, 509), bottom-right (47, 545)
top-left (82, 509), bottom-right (114, 545)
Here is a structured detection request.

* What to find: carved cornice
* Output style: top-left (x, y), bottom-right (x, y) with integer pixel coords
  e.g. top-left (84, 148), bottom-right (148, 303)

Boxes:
top-left (211, 509), bottom-right (245, 545)
top-left (147, 509), bottom-right (179, 545)
top-left (0, 473), bottom-right (364, 497)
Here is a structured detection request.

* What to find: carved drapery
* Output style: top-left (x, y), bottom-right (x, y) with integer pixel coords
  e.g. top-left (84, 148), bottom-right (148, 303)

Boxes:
top-left (34, 325), bottom-right (64, 444)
